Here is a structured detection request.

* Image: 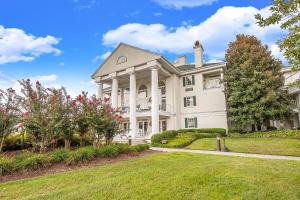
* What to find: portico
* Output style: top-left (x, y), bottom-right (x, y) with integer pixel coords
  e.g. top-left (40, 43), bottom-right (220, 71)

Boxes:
top-left (95, 59), bottom-right (174, 139)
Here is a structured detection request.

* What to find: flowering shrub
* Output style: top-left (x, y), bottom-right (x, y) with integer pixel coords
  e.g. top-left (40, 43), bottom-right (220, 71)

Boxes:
top-left (0, 88), bottom-right (22, 152)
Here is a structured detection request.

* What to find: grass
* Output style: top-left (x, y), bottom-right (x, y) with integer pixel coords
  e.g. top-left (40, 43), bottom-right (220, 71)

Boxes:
top-left (186, 138), bottom-right (300, 156)
top-left (1, 153), bottom-right (300, 200)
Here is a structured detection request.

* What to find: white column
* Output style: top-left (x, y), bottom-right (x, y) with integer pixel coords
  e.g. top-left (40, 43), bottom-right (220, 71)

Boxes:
top-left (151, 66), bottom-right (159, 135)
top-left (111, 77), bottom-right (118, 108)
top-left (97, 82), bottom-right (103, 99)
top-left (129, 71), bottom-right (137, 138)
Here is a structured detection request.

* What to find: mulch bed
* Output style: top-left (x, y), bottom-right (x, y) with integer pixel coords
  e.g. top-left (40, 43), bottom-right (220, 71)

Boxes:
top-left (0, 149), bottom-right (159, 183)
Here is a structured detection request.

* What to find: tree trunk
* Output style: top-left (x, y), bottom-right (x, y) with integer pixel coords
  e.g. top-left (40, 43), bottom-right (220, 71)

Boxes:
top-left (0, 136), bottom-right (5, 153)
top-left (64, 139), bottom-right (71, 150)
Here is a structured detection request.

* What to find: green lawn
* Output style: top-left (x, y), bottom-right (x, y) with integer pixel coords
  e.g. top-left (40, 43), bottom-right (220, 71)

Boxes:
top-left (186, 138), bottom-right (300, 156)
top-left (1, 153), bottom-right (300, 200)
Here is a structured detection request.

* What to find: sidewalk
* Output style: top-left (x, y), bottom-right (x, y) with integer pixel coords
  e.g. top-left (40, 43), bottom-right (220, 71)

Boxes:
top-left (150, 147), bottom-right (300, 161)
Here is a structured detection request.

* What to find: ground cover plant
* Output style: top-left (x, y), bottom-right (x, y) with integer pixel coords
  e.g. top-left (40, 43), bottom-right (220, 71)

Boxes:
top-left (151, 128), bottom-right (226, 148)
top-left (0, 144), bottom-right (149, 176)
top-left (0, 152), bottom-right (299, 200)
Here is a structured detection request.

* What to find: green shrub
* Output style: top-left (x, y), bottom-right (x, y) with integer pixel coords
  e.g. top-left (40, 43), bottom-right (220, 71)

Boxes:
top-left (228, 129), bottom-right (300, 138)
top-left (178, 128), bottom-right (227, 136)
top-left (162, 134), bottom-right (196, 148)
top-left (95, 145), bottom-right (119, 158)
top-left (151, 130), bottom-right (178, 146)
top-left (66, 146), bottom-right (97, 165)
top-left (133, 144), bottom-right (149, 152)
top-left (50, 149), bottom-right (70, 162)
top-left (0, 157), bottom-right (15, 175)
top-left (151, 128), bottom-right (227, 147)
top-left (16, 154), bottom-right (51, 171)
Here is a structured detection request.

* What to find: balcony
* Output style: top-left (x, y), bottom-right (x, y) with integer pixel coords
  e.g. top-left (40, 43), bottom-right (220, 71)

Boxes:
top-left (120, 102), bottom-right (172, 117)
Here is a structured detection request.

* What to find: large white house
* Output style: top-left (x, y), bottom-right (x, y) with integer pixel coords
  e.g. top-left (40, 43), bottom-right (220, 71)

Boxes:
top-left (92, 41), bottom-right (300, 140)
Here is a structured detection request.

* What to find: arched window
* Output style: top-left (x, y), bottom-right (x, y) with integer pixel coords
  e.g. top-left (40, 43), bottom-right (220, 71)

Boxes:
top-left (117, 56), bottom-right (127, 64)
top-left (159, 81), bottom-right (166, 95)
top-left (138, 85), bottom-right (148, 98)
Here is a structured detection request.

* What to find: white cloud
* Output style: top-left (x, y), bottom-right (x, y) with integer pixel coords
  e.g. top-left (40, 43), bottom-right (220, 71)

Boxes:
top-left (152, 0), bottom-right (217, 9)
top-left (35, 74), bottom-right (57, 82)
top-left (0, 25), bottom-right (61, 65)
top-left (59, 62), bottom-right (64, 66)
top-left (92, 51), bottom-right (111, 63)
top-left (102, 6), bottom-right (286, 62)
top-left (101, 51), bottom-right (112, 60)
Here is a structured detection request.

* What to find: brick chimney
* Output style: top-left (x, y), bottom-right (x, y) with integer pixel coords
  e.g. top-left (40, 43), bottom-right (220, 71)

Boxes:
top-left (194, 40), bottom-right (204, 68)
top-left (174, 55), bottom-right (188, 67)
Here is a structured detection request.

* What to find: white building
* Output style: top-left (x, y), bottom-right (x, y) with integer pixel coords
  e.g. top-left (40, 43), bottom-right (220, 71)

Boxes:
top-left (92, 41), bottom-right (227, 140)
top-left (92, 41), bottom-right (300, 140)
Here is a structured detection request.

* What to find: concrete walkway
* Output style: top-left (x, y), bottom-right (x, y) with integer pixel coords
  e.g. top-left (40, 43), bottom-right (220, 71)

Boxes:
top-left (150, 147), bottom-right (300, 161)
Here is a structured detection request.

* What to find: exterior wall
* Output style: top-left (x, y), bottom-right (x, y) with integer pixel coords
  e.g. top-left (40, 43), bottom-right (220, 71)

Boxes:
top-left (179, 70), bottom-right (228, 129)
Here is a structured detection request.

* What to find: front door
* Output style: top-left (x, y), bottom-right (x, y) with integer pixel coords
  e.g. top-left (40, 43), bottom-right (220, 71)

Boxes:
top-left (138, 121), bottom-right (148, 136)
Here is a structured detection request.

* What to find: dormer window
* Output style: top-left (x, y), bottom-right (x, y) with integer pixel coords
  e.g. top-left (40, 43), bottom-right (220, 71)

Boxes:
top-left (117, 56), bottom-right (127, 64)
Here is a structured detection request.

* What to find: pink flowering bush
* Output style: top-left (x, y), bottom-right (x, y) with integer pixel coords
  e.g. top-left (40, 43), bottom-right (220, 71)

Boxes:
top-left (0, 88), bottom-right (22, 152)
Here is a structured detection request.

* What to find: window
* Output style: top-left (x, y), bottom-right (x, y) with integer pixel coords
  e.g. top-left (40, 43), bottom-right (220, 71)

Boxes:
top-left (159, 81), bottom-right (166, 95)
top-left (117, 56), bottom-right (127, 64)
top-left (185, 117), bottom-right (198, 128)
top-left (184, 96), bottom-right (196, 107)
top-left (138, 85), bottom-right (148, 98)
top-left (183, 75), bottom-right (195, 87)
top-left (204, 74), bottom-right (221, 90)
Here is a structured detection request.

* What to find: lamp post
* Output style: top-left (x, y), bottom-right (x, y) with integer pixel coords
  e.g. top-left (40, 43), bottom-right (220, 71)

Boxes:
top-left (216, 135), bottom-right (221, 151)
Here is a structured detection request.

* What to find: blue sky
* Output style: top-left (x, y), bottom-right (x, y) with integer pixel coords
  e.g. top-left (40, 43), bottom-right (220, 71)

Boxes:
top-left (0, 0), bottom-right (285, 96)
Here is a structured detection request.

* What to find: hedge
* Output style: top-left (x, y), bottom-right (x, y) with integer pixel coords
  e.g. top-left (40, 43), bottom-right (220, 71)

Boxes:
top-left (0, 143), bottom-right (149, 176)
top-left (228, 129), bottom-right (300, 139)
top-left (151, 128), bottom-right (226, 147)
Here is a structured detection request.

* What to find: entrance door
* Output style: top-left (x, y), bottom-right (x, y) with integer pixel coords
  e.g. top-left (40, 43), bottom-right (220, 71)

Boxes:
top-left (159, 120), bottom-right (167, 132)
top-left (138, 121), bottom-right (149, 136)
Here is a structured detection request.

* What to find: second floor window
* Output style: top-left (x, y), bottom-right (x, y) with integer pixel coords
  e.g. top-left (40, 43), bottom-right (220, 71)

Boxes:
top-left (183, 75), bottom-right (195, 87)
top-left (204, 74), bottom-right (221, 90)
top-left (184, 96), bottom-right (196, 107)
top-left (138, 85), bottom-right (148, 98)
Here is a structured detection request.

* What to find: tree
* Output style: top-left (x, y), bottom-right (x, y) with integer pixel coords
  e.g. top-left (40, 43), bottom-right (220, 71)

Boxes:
top-left (224, 34), bottom-right (293, 130)
top-left (50, 87), bottom-right (75, 150)
top-left (20, 79), bottom-right (56, 152)
top-left (0, 88), bottom-right (22, 152)
top-left (73, 92), bottom-right (91, 146)
top-left (255, 0), bottom-right (300, 71)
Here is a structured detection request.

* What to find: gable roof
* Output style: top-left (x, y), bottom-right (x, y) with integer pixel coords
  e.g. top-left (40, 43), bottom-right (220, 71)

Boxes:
top-left (92, 43), bottom-right (161, 78)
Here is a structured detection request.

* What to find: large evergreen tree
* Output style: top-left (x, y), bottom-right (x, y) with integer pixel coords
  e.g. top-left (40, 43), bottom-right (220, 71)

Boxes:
top-left (224, 34), bottom-right (293, 130)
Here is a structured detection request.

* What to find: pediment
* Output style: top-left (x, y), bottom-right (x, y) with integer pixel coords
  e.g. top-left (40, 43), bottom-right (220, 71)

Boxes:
top-left (92, 43), bottom-right (160, 78)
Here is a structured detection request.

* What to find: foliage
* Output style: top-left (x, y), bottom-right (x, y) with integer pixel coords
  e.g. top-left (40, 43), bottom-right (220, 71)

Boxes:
top-left (50, 87), bottom-right (75, 150)
top-left (0, 88), bottom-right (22, 152)
top-left (151, 128), bottom-right (227, 147)
top-left (228, 129), bottom-right (300, 138)
top-left (255, 0), bottom-right (300, 71)
top-left (0, 156), bottom-right (14, 175)
top-left (66, 146), bottom-right (97, 165)
top-left (20, 79), bottom-right (57, 152)
top-left (224, 34), bottom-right (293, 130)
top-left (50, 149), bottom-right (70, 162)
top-left (161, 133), bottom-right (196, 148)
top-left (0, 144), bottom-right (149, 175)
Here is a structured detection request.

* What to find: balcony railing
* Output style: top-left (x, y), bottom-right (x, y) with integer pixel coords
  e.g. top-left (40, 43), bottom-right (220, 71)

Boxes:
top-left (120, 103), bottom-right (171, 114)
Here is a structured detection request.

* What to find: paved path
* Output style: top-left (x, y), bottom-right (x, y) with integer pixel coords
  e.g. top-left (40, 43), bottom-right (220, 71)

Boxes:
top-left (150, 147), bottom-right (300, 161)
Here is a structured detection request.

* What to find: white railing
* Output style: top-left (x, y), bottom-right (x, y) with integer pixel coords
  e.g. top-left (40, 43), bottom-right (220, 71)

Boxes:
top-left (120, 103), bottom-right (171, 114)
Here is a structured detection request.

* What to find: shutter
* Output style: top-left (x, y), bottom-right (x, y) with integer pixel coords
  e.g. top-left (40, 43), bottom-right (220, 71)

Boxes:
top-left (193, 96), bottom-right (196, 106)
top-left (185, 118), bottom-right (188, 128)
top-left (183, 77), bottom-right (186, 87)
top-left (192, 75), bottom-right (195, 85)
top-left (184, 97), bottom-right (187, 107)
top-left (194, 117), bottom-right (198, 128)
